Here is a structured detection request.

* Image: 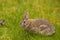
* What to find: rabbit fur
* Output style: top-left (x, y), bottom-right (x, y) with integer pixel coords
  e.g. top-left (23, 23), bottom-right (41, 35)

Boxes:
top-left (20, 12), bottom-right (55, 36)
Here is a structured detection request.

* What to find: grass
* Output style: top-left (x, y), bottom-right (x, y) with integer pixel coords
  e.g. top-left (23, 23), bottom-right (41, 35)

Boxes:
top-left (0, 0), bottom-right (60, 40)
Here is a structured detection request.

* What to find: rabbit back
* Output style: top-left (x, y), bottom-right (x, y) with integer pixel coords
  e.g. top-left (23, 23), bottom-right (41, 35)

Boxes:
top-left (28, 19), bottom-right (55, 35)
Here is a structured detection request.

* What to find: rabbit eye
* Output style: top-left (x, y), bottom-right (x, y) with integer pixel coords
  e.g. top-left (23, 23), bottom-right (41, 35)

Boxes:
top-left (24, 21), bottom-right (25, 23)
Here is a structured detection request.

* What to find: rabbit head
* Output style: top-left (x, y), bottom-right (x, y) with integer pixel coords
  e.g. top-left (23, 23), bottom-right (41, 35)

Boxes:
top-left (20, 12), bottom-right (29, 29)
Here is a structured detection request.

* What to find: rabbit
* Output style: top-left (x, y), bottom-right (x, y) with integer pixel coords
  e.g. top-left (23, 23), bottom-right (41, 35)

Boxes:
top-left (20, 12), bottom-right (55, 36)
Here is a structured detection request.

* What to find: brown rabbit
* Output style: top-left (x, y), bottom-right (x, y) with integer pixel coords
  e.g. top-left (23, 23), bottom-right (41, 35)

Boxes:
top-left (20, 12), bottom-right (55, 36)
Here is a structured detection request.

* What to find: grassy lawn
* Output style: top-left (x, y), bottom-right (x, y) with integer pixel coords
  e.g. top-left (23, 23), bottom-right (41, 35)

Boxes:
top-left (0, 0), bottom-right (60, 40)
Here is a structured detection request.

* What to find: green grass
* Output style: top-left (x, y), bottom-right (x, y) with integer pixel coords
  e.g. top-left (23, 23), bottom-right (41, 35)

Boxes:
top-left (0, 0), bottom-right (60, 40)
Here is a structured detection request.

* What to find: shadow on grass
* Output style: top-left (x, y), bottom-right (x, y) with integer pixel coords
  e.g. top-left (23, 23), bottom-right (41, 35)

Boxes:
top-left (23, 29), bottom-right (56, 38)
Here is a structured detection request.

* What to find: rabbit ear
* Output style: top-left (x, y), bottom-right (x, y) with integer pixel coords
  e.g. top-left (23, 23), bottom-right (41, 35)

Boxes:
top-left (24, 12), bottom-right (29, 19)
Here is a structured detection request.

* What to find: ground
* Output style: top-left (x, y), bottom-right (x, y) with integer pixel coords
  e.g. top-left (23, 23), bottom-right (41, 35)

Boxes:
top-left (0, 0), bottom-right (60, 40)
